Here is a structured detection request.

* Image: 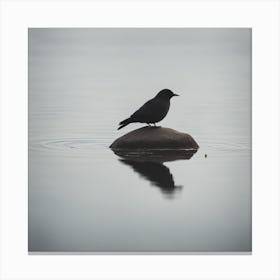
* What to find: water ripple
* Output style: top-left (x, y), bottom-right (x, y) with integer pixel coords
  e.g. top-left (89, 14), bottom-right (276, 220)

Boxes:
top-left (206, 141), bottom-right (250, 152)
top-left (29, 137), bottom-right (251, 159)
top-left (29, 137), bottom-right (111, 154)
top-left (197, 139), bottom-right (251, 158)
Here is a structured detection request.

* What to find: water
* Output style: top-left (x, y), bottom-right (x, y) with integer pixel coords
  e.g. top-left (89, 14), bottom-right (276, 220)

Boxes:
top-left (28, 28), bottom-right (251, 252)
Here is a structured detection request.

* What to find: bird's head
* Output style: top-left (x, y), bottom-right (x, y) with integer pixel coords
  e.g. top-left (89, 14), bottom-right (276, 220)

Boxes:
top-left (155, 89), bottom-right (179, 100)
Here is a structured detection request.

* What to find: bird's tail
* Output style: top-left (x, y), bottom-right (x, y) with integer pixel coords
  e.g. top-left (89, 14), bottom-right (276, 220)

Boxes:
top-left (118, 117), bottom-right (132, 130)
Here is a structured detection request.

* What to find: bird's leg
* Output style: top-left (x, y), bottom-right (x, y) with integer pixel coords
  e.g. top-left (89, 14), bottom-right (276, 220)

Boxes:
top-left (154, 123), bottom-right (160, 128)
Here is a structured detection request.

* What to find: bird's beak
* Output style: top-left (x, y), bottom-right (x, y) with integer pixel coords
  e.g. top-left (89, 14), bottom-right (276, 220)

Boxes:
top-left (173, 93), bottom-right (179, 96)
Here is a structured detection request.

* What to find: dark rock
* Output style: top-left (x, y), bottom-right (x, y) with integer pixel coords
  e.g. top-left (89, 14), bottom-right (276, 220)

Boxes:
top-left (110, 126), bottom-right (199, 150)
top-left (112, 149), bottom-right (197, 163)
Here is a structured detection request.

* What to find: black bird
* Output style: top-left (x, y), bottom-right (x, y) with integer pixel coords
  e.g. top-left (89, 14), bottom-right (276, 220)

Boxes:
top-left (118, 89), bottom-right (179, 130)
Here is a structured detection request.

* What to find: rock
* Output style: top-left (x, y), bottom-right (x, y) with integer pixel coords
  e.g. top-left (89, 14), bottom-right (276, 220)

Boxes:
top-left (110, 126), bottom-right (199, 150)
top-left (112, 149), bottom-right (197, 163)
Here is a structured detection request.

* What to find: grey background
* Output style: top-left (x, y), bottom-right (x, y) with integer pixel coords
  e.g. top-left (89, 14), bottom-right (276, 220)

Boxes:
top-left (28, 28), bottom-right (251, 252)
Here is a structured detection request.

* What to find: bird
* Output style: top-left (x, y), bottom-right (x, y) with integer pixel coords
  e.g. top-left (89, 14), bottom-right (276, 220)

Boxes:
top-left (118, 89), bottom-right (179, 130)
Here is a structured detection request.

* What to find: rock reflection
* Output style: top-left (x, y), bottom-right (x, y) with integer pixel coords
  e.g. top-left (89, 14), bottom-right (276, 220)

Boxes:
top-left (112, 149), bottom-right (197, 198)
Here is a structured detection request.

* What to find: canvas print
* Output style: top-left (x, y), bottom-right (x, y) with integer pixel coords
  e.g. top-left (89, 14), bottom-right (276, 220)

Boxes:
top-left (28, 28), bottom-right (251, 252)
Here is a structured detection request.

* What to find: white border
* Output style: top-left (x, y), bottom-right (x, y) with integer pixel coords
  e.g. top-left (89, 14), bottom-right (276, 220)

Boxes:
top-left (0, 0), bottom-right (279, 279)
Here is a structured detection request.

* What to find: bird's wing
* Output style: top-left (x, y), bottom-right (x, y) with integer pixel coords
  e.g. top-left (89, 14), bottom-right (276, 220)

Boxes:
top-left (130, 99), bottom-right (163, 122)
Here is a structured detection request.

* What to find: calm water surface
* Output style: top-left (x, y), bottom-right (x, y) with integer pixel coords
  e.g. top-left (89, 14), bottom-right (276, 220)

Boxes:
top-left (28, 29), bottom-right (251, 252)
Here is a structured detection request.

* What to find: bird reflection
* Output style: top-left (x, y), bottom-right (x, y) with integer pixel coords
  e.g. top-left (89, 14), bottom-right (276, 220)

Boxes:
top-left (120, 159), bottom-right (182, 197)
top-left (113, 149), bottom-right (197, 198)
